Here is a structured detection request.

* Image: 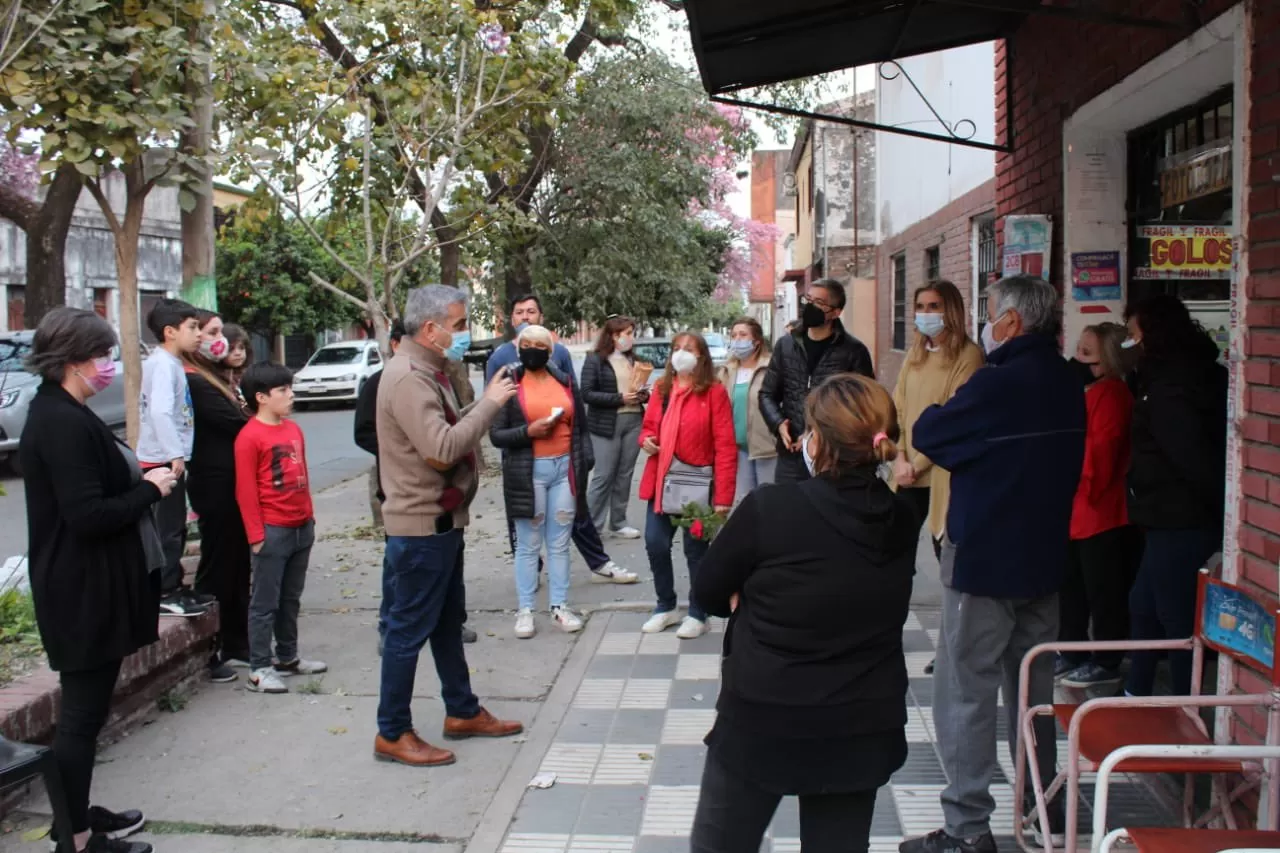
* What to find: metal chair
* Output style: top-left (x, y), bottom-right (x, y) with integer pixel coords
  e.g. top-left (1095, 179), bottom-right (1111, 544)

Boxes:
top-left (1014, 570), bottom-right (1280, 853)
top-left (0, 735), bottom-right (75, 850)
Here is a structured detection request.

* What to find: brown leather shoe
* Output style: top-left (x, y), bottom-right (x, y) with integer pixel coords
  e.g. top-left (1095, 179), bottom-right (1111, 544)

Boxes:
top-left (374, 730), bottom-right (456, 766)
top-left (443, 707), bottom-right (524, 740)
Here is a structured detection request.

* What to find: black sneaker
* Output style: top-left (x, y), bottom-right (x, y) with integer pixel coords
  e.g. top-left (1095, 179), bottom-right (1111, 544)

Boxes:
top-left (461, 626), bottom-right (478, 644)
top-left (1053, 654), bottom-right (1081, 680)
top-left (1026, 794), bottom-right (1067, 848)
top-left (924, 657), bottom-right (936, 675)
top-left (184, 589), bottom-right (217, 608)
top-left (208, 662), bottom-right (237, 683)
top-left (159, 592), bottom-right (208, 618)
top-left (1059, 661), bottom-right (1122, 690)
top-left (899, 829), bottom-right (997, 853)
top-left (50, 807), bottom-right (146, 851)
top-left (86, 836), bottom-right (152, 853)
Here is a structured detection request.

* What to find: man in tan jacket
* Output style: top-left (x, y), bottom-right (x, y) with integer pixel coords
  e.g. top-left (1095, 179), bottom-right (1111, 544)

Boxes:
top-left (373, 284), bottom-right (522, 768)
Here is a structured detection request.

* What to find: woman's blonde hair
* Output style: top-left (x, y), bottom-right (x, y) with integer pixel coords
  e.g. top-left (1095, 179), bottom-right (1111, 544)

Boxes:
top-left (1083, 322), bottom-right (1129, 380)
top-left (906, 280), bottom-right (970, 368)
top-left (517, 324), bottom-right (554, 348)
top-left (803, 373), bottom-right (900, 475)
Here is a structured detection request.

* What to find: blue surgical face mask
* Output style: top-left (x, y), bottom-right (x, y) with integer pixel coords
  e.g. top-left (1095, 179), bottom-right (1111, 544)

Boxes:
top-left (444, 330), bottom-right (471, 362)
top-left (914, 313), bottom-right (945, 338)
top-left (728, 339), bottom-right (755, 360)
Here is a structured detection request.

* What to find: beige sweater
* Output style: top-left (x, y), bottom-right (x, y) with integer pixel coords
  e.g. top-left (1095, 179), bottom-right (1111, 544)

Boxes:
top-left (892, 340), bottom-right (984, 538)
top-left (376, 338), bottom-right (500, 536)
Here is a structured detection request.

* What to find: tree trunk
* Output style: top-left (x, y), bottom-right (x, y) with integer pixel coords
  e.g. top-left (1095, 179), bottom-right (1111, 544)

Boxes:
top-left (179, 0), bottom-right (216, 311)
top-left (117, 229), bottom-right (142, 446)
top-left (22, 164), bottom-right (81, 327)
top-left (439, 240), bottom-right (459, 287)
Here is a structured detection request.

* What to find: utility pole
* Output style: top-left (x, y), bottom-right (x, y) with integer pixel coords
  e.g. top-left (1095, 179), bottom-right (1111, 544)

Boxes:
top-left (180, 0), bottom-right (216, 311)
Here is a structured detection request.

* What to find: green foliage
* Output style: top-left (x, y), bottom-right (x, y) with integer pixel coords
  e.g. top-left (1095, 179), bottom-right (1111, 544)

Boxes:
top-left (157, 687), bottom-right (190, 713)
top-left (0, 587), bottom-right (37, 644)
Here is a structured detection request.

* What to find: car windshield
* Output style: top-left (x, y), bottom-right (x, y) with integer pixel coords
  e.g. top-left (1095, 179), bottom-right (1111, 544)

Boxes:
top-left (308, 346), bottom-right (363, 366)
top-left (632, 342), bottom-right (670, 368)
top-left (0, 339), bottom-right (30, 372)
top-left (704, 334), bottom-right (725, 348)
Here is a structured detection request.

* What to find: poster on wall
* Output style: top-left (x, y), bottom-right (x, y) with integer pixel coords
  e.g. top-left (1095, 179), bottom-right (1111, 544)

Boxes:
top-left (1134, 224), bottom-right (1233, 279)
top-left (1186, 300), bottom-right (1230, 363)
top-left (1070, 251), bottom-right (1121, 301)
top-left (1002, 215), bottom-right (1052, 279)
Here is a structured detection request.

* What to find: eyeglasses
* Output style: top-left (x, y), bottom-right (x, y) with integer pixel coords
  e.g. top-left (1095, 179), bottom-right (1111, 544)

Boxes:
top-left (800, 295), bottom-right (834, 312)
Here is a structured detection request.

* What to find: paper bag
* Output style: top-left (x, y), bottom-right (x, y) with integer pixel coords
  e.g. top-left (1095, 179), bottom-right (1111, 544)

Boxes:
top-left (628, 362), bottom-right (653, 393)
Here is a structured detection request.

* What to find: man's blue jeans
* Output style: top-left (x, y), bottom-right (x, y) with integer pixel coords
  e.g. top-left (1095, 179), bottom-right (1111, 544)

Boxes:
top-left (377, 530), bottom-right (480, 739)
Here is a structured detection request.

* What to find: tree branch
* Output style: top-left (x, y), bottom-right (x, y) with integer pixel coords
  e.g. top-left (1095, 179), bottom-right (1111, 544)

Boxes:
top-left (308, 271), bottom-right (368, 310)
top-left (83, 177), bottom-right (122, 238)
top-left (0, 182), bottom-right (37, 230)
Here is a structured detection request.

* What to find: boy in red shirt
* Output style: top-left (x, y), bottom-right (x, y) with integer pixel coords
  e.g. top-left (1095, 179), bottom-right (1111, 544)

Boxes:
top-left (235, 363), bottom-right (327, 694)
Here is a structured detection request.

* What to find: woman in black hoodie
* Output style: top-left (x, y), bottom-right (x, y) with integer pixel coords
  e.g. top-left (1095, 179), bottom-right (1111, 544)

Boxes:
top-left (1123, 294), bottom-right (1227, 697)
top-left (690, 373), bottom-right (916, 853)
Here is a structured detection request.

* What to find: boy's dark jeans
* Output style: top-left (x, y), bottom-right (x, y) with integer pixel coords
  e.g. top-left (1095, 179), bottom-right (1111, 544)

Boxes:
top-left (155, 473), bottom-right (188, 593)
top-left (249, 520), bottom-right (315, 671)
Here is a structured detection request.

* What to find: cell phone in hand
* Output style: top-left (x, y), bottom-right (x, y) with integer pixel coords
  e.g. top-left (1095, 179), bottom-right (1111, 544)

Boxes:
top-left (549, 406), bottom-right (565, 421)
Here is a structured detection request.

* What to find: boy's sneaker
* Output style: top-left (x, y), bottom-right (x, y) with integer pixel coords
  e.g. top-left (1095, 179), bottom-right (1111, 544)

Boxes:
top-left (676, 616), bottom-right (708, 639)
top-left (899, 829), bottom-right (997, 853)
top-left (461, 626), bottom-right (478, 644)
top-left (86, 838), bottom-right (151, 853)
top-left (223, 657), bottom-right (251, 669)
top-left (1059, 661), bottom-right (1123, 689)
top-left (641, 610), bottom-right (682, 634)
top-left (49, 806), bottom-right (145, 850)
top-left (275, 658), bottom-right (328, 676)
top-left (551, 606), bottom-right (584, 633)
top-left (514, 609), bottom-right (536, 639)
top-left (184, 589), bottom-right (217, 607)
top-left (924, 657), bottom-right (936, 675)
top-left (1054, 654), bottom-right (1082, 680)
top-left (208, 662), bottom-right (237, 683)
top-left (612, 526), bottom-right (641, 539)
top-left (590, 561), bottom-right (638, 584)
top-left (159, 591), bottom-right (208, 618)
top-left (247, 668), bottom-right (288, 693)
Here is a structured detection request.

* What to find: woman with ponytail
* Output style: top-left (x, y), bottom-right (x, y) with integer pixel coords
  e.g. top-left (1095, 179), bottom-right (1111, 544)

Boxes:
top-left (689, 373), bottom-right (915, 853)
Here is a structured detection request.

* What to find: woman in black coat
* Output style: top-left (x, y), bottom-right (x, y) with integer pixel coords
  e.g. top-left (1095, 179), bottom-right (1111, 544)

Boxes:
top-left (20, 308), bottom-right (177, 853)
top-left (1123, 294), bottom-right (1228, 697)
top-left (689, 373), bottom-right (916, 853)
top-left (489, 325), bottom-right (593, 640)
top-left (580, 316), bottom-right (648, 538)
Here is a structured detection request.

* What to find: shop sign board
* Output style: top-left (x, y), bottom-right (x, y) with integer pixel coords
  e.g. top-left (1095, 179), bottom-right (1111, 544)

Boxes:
top-left (1134, 224), bottom-right (1233, 279)
top-left (1070, 251), bottom-right (1121, 302)
top-left (1159, 141), bottom-right (1232, 210)
top-left (1202, 581), bottom-right (1275, 671)
top-left (1002, 215), bottom-right (1052, 279)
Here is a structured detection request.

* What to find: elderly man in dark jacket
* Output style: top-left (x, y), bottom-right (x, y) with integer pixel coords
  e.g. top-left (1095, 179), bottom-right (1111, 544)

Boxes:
top-left (899, 275), bottom-right (1086, 853)
top-left (759, 279), bottom-right (875, 482)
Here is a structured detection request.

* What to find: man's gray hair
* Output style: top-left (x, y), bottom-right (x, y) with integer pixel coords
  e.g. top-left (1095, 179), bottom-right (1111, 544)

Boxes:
top-left (988, 275), bottom-right (1060, 336)
top-left (403, 285), bottom-right (469, 337)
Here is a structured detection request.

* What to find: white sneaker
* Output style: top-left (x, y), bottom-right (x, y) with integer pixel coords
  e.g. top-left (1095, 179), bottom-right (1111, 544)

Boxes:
top-left (641, 610), bottom-right (682, 634)
top-left (247, 668), bottom-right (288, 694)
top-left (591, 561), bottom-right (639, 584)
top-left (613, 526), bottom-right (641, 540)
top-left (676, 616), bottom-right (709, 639)
top-left (275, 658), bottom-right (328, 676)
top-left (552, 606), bottom-right (584, 633)
top-left (514, 608), bottom-right (536, 639)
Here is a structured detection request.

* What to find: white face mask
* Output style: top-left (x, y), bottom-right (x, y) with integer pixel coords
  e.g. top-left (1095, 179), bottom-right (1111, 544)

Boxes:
top-left (1120, 337), bottom-right (1140, 350)
top-left (616, 335), bottom-right (634, 353)
top-left (670, 349), bottom-right (698, 375)
top-left (981, 312), bottom-right (1009, 355)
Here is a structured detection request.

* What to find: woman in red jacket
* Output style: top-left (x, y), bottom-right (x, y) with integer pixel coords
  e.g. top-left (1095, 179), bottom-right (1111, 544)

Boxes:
top-left (1057, 322), bottom-right (1138, 689)
top-left (638, 332), bottom-right (737, 639)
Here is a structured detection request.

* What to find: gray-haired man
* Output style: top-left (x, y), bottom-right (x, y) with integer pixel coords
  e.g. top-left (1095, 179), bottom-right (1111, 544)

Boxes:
top-left (901, 276), bottom-right (1086, 853)
top-left (373, 285), bottom-right (523, 768)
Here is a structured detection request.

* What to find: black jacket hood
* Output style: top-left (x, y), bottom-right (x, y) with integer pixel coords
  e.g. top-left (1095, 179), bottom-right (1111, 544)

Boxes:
top-left (800, 469), bottom-right (908, 566)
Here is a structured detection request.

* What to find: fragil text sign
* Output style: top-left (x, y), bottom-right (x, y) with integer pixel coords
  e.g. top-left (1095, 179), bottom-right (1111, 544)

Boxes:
top-left (1135, 224), bottom-right (1233, 280)
top-left (1070, 251), bottom-right (1122, 302)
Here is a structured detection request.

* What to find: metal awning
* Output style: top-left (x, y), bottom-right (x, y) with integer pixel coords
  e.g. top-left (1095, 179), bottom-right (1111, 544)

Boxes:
top-left (683, 0), bottom-right (1186, 96)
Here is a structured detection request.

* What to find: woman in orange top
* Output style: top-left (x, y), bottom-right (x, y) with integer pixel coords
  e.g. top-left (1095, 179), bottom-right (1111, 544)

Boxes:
top-left (490, 325), bottom-right (593, 640)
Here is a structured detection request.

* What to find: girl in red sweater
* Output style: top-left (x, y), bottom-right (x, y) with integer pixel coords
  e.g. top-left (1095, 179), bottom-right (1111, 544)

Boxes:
top-left (1057, 322), bottom-right (1138, 689)
top-left (638, 332), bottom-right (737, 639)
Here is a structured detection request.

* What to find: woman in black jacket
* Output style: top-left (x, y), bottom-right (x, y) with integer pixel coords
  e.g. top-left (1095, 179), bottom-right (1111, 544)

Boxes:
top-left (1123, 294), bottom-right (1227, 697)
top-left (184, 311), bottom-right (251, 682)
top-left (690, 373), bottom-right (915, 853)
top-left (581, 315), bottom-right (648, 539)
top-left (490, 325), bottom-right (594, 639)
top-left (20, 308), bottom-right (176, 853)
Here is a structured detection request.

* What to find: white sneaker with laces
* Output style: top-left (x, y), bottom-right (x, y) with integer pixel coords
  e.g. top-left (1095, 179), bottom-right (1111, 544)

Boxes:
top-left (275, 658), bottom-right (328, 676)
top-left (613, 526), bottom-right (641, 539)
top-left (591, 561), bottom-right (639, 584)
top-left (551, 606), bottom-right (584, 633)
top-left (676, 616), bottom-right (709, 639)
top-left (247, 668), bottom-right (288, 694)
top-left (514, 608), bottom-right (536, 639)
top-left (641, 610), bottom-right (682, 634)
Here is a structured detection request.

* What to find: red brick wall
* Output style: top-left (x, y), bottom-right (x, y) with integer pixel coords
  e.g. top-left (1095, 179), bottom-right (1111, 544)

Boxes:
top-left (1000, 0), bottom-right (1280, 749)
top-left (875, 180), bottom-right (996, 388)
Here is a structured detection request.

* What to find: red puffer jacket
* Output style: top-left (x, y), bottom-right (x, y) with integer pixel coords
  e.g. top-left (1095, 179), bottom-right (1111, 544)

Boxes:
top-left (638, 382), bottom-right (738, 510)
top-left (1071, 377), bottom-right (1133, 540)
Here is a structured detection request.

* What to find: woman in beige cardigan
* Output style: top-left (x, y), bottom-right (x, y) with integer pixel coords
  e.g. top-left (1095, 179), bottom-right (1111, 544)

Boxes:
top-left (892, 280), bottom-right (984, 563)
top-left (718, 317), bottom-right (776, 505)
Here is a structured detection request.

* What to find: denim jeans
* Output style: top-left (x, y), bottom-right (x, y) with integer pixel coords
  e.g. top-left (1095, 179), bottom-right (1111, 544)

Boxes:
top-left (645, 501), bottom-right (708, 620)
top-left (734, 449), bottom-right (777, 505)
top-left (248, 520), bottom-right (315, 670)
top-left (514, 455), bottom-right (575, 610)
top-left (377, 530), bottom-right (480, 739)
top-left (505, 491), bottom-right (610, 572)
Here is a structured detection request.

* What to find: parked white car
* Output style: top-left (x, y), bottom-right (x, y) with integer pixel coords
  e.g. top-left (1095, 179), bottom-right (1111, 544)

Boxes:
top-left (291, 339), bottom-right (383, 408)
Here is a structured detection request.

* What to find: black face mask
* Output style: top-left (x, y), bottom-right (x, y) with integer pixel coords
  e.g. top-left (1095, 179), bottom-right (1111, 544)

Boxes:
top-left (801, 302), bottom-right (829, 330)
top-left (519, 347), bottom-right (550, 371)
top-left (1069, 357), bottom-right (1099, 387)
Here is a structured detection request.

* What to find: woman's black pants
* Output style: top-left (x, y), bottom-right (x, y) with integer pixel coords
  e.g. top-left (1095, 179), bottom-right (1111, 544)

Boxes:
top-left (190, 482), bottom-right (252, 663)
top-left (56, 659), bottom-right (123, 834)
top-left (690, 754), bottom-right (878, 853)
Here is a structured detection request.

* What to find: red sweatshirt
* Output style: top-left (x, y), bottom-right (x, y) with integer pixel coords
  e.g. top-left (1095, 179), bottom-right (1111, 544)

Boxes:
top-left (1070, 377), bottom-right (1133, 540)
top-left (638, 382), bottom-right (738, 510)
top-left (234, 416), bottom-right (314, 545)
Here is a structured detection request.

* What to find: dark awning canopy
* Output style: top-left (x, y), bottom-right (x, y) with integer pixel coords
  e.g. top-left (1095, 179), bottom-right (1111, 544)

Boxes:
top-left (684, 0), bottom-right (1033, 95)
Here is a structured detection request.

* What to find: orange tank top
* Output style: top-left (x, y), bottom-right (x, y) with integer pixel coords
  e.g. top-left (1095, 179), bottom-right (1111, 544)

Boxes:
top-left (519, 371), bottom-right (573, 458)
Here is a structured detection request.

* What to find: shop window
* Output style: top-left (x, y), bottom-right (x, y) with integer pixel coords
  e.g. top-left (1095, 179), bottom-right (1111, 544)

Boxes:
top-left (139, 293), bottom-right (163, 344)
top-left (892, 253), bottom-right (907, 350)
top-left (6, 285), bottom-right (24, 331)
top-left (974, 214), bottom-right (998, 323)
top-left (925, 246), bottom-right (941, 283)
top-left (93, 288), bottom-right (110, 320)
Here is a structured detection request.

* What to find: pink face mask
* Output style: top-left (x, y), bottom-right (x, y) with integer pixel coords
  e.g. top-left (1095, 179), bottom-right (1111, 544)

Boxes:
top-left (79, 357), bottom-right (116, 393)
top-left (199, 336), bottom-right (229, 361)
